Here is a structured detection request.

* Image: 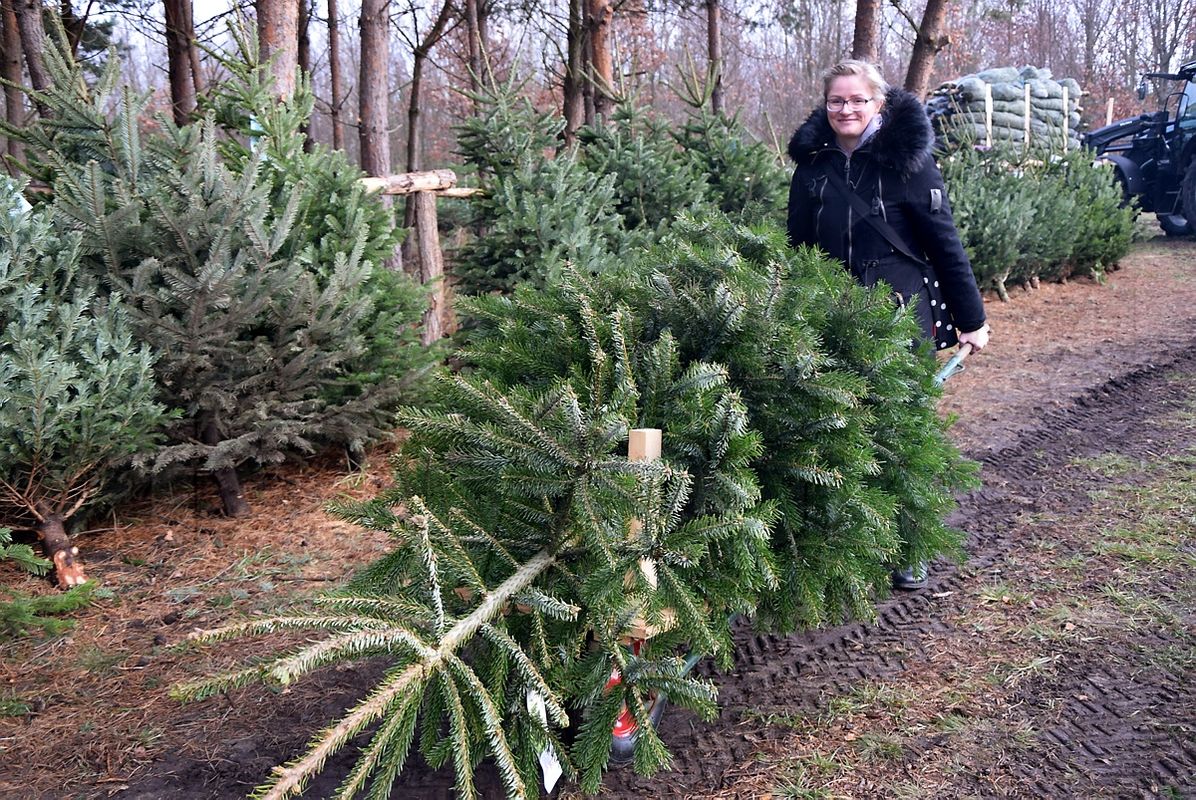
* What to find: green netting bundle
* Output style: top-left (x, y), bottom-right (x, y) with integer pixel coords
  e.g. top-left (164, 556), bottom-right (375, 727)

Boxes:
top-left (928, 66), bottom-right (1083, 151)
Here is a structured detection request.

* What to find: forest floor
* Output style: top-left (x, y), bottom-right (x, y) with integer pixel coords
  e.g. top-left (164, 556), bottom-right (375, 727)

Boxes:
top-left (0, 235), bottom-right (1194, 800)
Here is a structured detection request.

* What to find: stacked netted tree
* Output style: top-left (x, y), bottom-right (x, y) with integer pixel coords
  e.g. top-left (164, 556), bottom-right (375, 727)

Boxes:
top-left (178, 217), bottom-right (975, 797)
top-left (6, 41), bottom-right (434, 515)
top-left (0, 180), bottom-right (164, 588)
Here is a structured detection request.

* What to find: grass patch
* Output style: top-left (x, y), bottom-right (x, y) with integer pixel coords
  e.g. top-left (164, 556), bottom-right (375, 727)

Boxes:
top-left (1073, 452), bottom-right (1145, 478)
top-left (740, 708), bottom-right (808, 729)
top-left (853, 732), bottom-right (905, 762)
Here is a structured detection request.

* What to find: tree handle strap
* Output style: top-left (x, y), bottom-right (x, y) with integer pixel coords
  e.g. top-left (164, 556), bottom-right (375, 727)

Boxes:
top-left (822, 168), bottom-right (932, 272)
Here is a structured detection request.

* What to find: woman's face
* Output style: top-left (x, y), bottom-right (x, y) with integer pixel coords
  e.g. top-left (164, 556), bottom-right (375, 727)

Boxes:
top-left (826, 75), bottom-right (882, 142)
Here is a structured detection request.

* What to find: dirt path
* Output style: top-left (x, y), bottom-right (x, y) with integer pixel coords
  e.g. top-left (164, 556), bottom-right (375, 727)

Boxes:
top-left (2, 237), bottom-right (1194, 800)
top-left (597, 339), bottom-right (1196, 799)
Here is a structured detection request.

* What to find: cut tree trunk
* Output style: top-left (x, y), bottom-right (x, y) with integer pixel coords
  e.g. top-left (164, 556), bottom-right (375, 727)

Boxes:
top-left (164, 0), bottom-right (197, 126)
top-left (586, 0), bottom-right (614, 121)
top-left (904, 0), bottom-right (951, 99)
top-left (200, 416), bottom-right (250, 517)
top-left (327, 0), bottom-right (344, 150)
top-left (705, 0), bottom-right (723, 115)
top-left (257, 0), bottom-right (300, 100)
top-left (851, 0), bottom-right (879, 62)
top-left (35, 506), bottom-right (86, 588)
top-left (1, 0), bottom-right (24, 165)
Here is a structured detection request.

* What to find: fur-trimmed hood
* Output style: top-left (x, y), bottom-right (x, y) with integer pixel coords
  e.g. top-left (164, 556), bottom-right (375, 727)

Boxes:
top-left (787, 88), bottom-right (933, 178)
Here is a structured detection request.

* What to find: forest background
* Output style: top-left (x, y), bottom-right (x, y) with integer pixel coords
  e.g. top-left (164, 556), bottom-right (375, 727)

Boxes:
top-left (2, 0), bottom-right (1194, 186)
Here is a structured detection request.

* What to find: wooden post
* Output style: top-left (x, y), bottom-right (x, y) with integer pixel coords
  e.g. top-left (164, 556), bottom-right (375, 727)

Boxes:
top-left (1062, 85), bottom-right (1069, 154)
top-left (1106, 97), bottom-right (1114, 126)
top-left (1023, 82), bottom-right (1031, 148)
top-left (628, 428), bottom-right (662, 462)
top-left (413, 191), bottom-right (445, 345)
top-left (626, 428), bottom-right (667, 636)
top-left (984, 83), bottom-right (993, 148)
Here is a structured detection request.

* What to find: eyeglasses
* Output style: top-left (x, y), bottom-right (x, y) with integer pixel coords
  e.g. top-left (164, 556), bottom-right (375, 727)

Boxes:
top-left (826, 97), bottom-right (875, 112)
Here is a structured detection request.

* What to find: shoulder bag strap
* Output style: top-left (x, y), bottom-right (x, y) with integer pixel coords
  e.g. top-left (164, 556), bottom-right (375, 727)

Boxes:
top-left (822, 168), bottom-right (931, 270)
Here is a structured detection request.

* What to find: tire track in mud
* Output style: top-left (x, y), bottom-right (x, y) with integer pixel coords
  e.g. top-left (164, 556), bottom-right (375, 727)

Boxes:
top-left (600, 348), bottom-right (1196, 798)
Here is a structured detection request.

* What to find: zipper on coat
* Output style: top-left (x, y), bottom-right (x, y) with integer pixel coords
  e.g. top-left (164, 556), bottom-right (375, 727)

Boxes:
top-left (845, 155), bottom-right (853, 268)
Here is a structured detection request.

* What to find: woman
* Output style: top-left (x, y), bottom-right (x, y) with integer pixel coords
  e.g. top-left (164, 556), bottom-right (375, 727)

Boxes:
top-left (786, 59), bottom-right (990, 590)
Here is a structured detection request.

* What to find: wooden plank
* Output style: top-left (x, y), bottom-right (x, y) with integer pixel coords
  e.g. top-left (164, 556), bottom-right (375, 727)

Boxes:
top-left (360, 168), bottom-right (458, 195)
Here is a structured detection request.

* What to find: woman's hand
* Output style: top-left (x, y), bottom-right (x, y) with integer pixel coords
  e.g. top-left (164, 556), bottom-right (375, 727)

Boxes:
top-left (957, 323), bottom-right (990, 352)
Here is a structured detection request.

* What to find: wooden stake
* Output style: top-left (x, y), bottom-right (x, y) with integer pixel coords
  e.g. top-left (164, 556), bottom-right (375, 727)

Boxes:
top-left (1062, 85), bottom-right (1069, 153)
top-left (413, 190), bottom-right (446, 344)
top-left (1106, 97), bottom-right (1114, 126)
top-left (628, 428), bottom-right (662, 462)
top-left (984, 83), bottom-right (993, 148)
top-left (1023, 82), bottom-right (1031, 148)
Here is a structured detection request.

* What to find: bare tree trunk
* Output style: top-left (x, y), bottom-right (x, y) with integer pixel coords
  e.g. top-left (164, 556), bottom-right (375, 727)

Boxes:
top-left (705, 0), bottom-right (723, 115)
top-left (298, 0), bottom-right (313, 150)
top-left (400, 0), bottom-right (454, 267)
top-left (327, 0), bottom-right (344, 150)
top-left (199, 415), bottom-right (250, 517)
top-left (164, 0), bottom-right (196, 126)
top-left (188, 27), bottom-right (204, 98)
top-left (14, 0), bottom-right (50, 96)
top-left (562, 0), bottom-right (583, 143)
top-left (257, 0), bottom-right (300, 100)
top-left (851, 0), bottom-right (880, 61)
top-left (35, 504), bottom-right (86, 588)
top-left (1, 0), bottom-right (24, 166)
top-left (586, 0), bottom-right (614, 121)
top-left (904, 0), bottom-right (951, 99)
top-left (581, 0), bottom-right (594, 126)
top-left (464, 0), bottom-right (483, 95)
top-left (59, 0), bottom-right (85, 55)
top-left (359, 0), bottom-right (400, 270)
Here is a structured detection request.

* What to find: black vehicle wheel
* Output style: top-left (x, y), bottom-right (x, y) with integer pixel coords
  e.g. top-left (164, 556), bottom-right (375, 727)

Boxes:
top-left (608, 692), bottom-right (669, 765)
top-left (1112, 167), bottom-right (1134, 209)
top-left (1159, 213), bottom-right (1193, 236)
top-left (1181, 159), bottom-right (1196, 234)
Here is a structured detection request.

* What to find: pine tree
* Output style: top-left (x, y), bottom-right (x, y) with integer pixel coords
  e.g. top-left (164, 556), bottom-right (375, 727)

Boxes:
top-left (452, 84), bottom-right (628, 296)
top-left (177, 217), bottom-right (976, 797)
top-left (6, 39), bottom-right (432, 514)
top-left (577, 104), bottom-right (713, 235)
top-left (0, 178), bottom-right (164, 586)
top-left (673, 111), bottom-right (789, 224)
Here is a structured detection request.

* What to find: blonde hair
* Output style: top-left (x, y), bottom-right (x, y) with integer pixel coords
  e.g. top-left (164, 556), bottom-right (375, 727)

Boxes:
top-left (822, 60), bottom-right (889, 103)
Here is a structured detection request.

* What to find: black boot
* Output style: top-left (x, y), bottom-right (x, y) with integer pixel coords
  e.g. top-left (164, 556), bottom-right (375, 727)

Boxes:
top-left (891, 562), bottom-right (928, 590)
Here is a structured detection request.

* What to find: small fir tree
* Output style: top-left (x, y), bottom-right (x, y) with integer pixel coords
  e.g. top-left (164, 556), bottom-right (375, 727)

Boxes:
top-left (452, 85), bottom-right (628, 296)
top-left (0, 180), bottom-right (164, 586)
top-left (673, 111), bottom-right (789, 224)
top-left (8, 41), bottom-right (431, 514)
top-left (577, 104), bottom-right (713, 236)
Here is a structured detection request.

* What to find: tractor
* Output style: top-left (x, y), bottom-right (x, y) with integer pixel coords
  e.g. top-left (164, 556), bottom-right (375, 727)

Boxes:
top-left (1084, 59), bottom-right (1196, 236)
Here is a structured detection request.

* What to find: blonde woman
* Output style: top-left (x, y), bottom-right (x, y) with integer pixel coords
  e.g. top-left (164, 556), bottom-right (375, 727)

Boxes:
top-left (786, 60), bottom-right (991, 589)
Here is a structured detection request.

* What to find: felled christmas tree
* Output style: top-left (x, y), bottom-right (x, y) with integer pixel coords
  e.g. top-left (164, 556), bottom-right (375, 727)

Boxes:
top-left (178, 218), bottom-right (975, 798)
top-left (0, 180), bottom-right (164, 587)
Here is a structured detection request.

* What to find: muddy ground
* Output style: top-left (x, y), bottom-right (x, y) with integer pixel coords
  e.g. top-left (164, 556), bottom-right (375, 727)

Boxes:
top-left (1, 236), bottom-right (1194, 799)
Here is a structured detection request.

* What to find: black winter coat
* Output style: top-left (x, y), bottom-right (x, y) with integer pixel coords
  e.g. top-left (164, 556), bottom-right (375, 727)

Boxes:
top-left (786, 88), bottom-right (986, 350)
